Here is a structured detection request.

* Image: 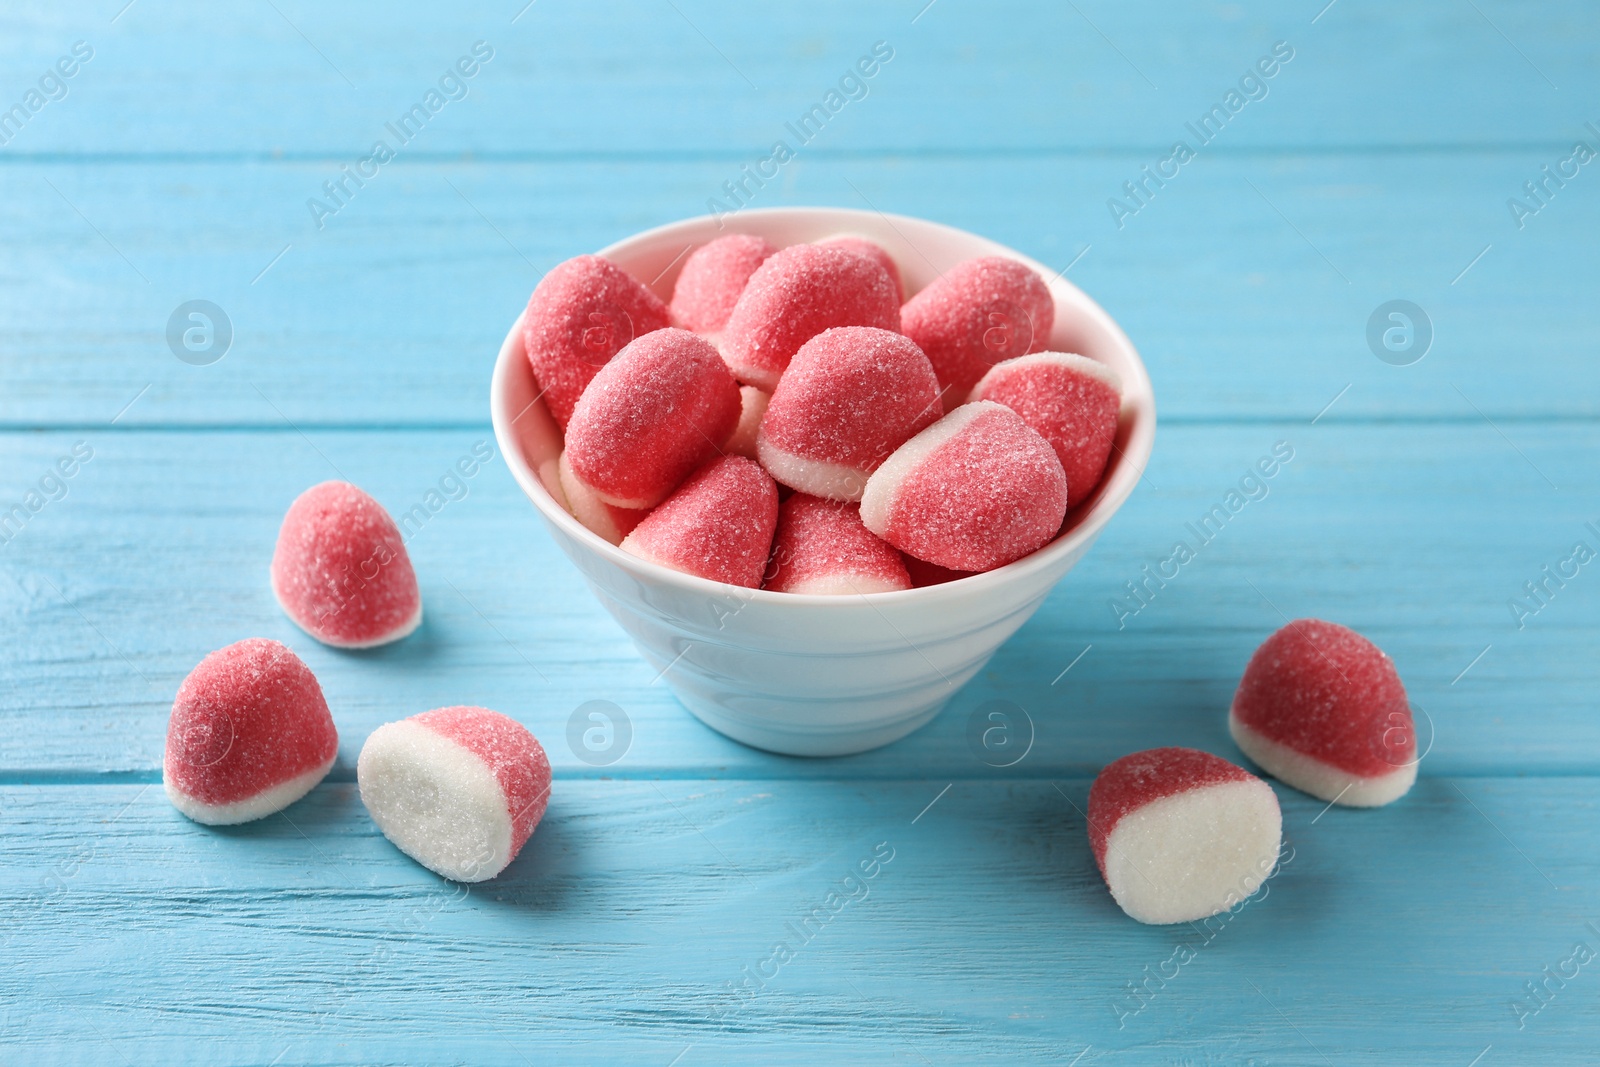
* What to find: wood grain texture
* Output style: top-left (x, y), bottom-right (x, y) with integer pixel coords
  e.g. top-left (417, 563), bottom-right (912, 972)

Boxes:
top-left (3, 0), bottom-right (1599, 1061)
top-left (4, 779), bottom-right (1598, 1065)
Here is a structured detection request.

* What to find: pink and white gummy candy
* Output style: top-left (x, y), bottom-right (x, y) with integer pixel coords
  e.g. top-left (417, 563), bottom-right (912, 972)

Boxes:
top-left (164, 638), bottom-right (338, 825)
top-left (1089, 747), bottom-right (1283, 925)
top-left (358, 705), bottom-right (552, 882)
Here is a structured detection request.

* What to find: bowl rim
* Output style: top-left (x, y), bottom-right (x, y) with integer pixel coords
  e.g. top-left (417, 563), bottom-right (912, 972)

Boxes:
top-left (490, 205), bottom-right (1156, 609)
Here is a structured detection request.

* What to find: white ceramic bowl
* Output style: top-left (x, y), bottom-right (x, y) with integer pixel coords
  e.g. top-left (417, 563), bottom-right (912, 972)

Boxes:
top-left (491, 207), bottom-right (1155, 756)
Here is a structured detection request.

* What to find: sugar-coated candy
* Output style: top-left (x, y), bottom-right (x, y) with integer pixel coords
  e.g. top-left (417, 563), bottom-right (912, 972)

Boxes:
top-left (565, 328), bottom-right (742, 509)
top-left (723, 385), bottom-right (770, 460)
top-left (670, 234), bottom-right (777, 335)
top-left (816, 235), bottom-right (903, 299)
top-left (758, 327), bottom-right (942, 502)
top-left (558, 450), bottom-right (648, 546)
top-left (1089, 747), bottom-right (1282, 925)
top-left (969, 352), bottom-right (1122, 507)
top-left (620, 455), bottom-right (778, 588)
top-left (164, 638), bottom-right (338, 825)
top-left (271, 481), bottom-right (422, 649)
top-left (860, 401), bottom-right (1067, 572)
top-left (358, 706), bottom-right (551, 882)
top-left (522, 255), bottom-right (671, 430)
top-left (1230, 619), bottom-right (1418, 807)
top-left (900, 256), bottom-right (1054, 410)
top-left (901, 555), bottom-right (974, 588)
top-left (719, 244), bottom-right (901, 391)
top-left (765, 494), bottom-right (911, 595)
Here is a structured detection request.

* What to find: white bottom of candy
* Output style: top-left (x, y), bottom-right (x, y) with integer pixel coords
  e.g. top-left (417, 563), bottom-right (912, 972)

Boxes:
top-left (780, 572), bottom-right (910, 595)
top-left (357, 719), bottom-right (514, 883)
top-left (164, 754), bottom-right (335, 826)
top-left (723, 386), bottom-right (769, 461)
top-left (756, 435), bottom-right (870, 502)
top-left (1103, 778), bottom-right (1283, 925)
top-left (560, 450), bottom-right (643, 545)
top-left (1229, 712), bottom-right (1417, 808)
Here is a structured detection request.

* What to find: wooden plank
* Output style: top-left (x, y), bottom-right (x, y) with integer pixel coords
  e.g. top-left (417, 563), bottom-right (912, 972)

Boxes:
top-left (1, 421), bottom-right (1594, 776)
top-left (0, 0), bottom-right (1594, 155)
top-left (0, 151), bottom-right (1597, 427)
top-left (2, 777), bottom-right (1594, 1064)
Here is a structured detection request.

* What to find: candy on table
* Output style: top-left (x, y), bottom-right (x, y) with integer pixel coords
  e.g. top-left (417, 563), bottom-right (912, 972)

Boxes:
top-left (620, 455), bottom-right (779, 588)
top-left (358, 705), bottom-right (552, 883)
top-left (271, 480), bottom-right (422, 649)
top-left (557, 450), bottom-right (648, 546)
top-left (723, 385), bottom-right (770, 461)
top-left (969, 352), bottom-right (1123, 508)
top-left (757, 326), bottom-right (942, 502)
top-left (901, 555), bottom-right (974, 588)
top-left (900, 256), bottom-right (1054, 411)
top-left (860, 401), bottom-right (1068, 573)
top-left (163, 638), bottom-right (338, 825)
top-left (1229, 619), bottom-right (1419, 807)
top-left (669, 233), bottom-right (777, 335)
top-left (816, 234), bottom-right (903, 299)
top-left (564, 328), bottom-right (742, 509)
top-left (764, 494), bottom-right (912, 595)
top-left (719, 243), bottom-right (901, 391)
top-left (1088, 747), bottom-right (1283, 925)
top-left (522, 254), bottom-right (671, 430)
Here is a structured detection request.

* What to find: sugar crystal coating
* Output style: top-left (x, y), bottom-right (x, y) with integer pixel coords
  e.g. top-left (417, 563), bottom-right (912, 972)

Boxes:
top-left (900, 256), bottom-right (1054, 411)
top-left (164, 638), bottom-right (338, 825)
top-left (765, 494), bottom-right (911, 595)
top-left (969, 352), bottom-right (1123, 507)
top-left (816, 234), bottom-right (904, 300)
top-left (719, 244), bottom-right (901, 391)
top-left (859, 402), bottom-right (1067, 572)
top-left (271, 481), bottom-right (422, 649)
top-left (758, 326), bottom-right (942, 502)
top-left (670, 234), bottom-right (777, 334)
top-left (358, 706), bottom-right (551, 883)
top-left (1089, 747), bottom-right (1282, 925)
top-left (565, 328), bottom-right (742, 509)
top-left (620, 455), bottom-right (778, 588)
top-left (1230, 619), bottom-right (1418, 807)
top-left (522, 254), bottom-right (671, 430)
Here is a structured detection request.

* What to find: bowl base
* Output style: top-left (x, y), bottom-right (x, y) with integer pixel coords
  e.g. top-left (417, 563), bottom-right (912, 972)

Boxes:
top-left (669, 686), bottom-right (950, 757)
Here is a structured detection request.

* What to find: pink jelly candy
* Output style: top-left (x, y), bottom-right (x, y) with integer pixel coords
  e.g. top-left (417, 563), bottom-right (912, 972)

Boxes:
top-left (1089, 747), bottom-right (1282, 925)
top-left (358, 705), bottom-right (551, 882)
top-left (969, 352), bottom-right (1123, 507)
top-left (860, 401), bottom-right (1067, 572)
top-left (670, 234), bottom-right (777, 335)
top-left (565, 328), bottom-right (742, 509)
top-left (816, 235), bottom-right (903, 300)
top-left (558, 450), bottom-right (648, 546)
top-left (522, 255), bottom-right (671, 430)
top-left (765, 494), bottom-right (911, 595)
top-left (164, 638), bottom-right (338, 825)
top-left (758, 326), bottom-right (942, 502)
top-left (1230, 619), bottom-right (1418, 807)
top-left (723, 385), bottom-right (770, 461)
top-left (271, 480), bottom-right (422, 648)
top-left (900, 256), bottom-right (1054, 410)
top-left (719, 243), bottom-right (901, 390)
top-left (620, 455), bottom-right (778, 588)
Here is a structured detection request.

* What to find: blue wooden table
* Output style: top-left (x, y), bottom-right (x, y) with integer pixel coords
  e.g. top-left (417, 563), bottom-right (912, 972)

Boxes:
top-left (4, 1), bottom-right (1598, 1062)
